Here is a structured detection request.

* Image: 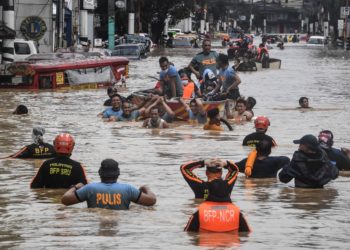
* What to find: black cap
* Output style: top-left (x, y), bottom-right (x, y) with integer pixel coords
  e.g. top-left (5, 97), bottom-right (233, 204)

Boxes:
top-left (98, 159), bottom-right (120, 178)
top-left (206, 179), bottom-right (231, 202)
top-left (293, 134), bottom-right (320, 151)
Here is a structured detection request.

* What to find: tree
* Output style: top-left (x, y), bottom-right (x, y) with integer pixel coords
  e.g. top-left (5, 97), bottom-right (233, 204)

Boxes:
top-left (140, 0), bottom-right (196, 43)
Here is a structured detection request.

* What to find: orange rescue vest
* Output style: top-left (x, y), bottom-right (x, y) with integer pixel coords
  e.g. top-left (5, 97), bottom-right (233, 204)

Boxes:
top-left (203, 123), bottom-right (224, 131)
top-left (182, 81), bottom-right (195, 99)
top-left (199, 201), bottom-right (240, 232)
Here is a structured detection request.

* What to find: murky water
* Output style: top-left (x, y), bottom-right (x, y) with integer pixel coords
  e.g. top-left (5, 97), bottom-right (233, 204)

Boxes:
top-left (1, 44), bottom-right (350, 249)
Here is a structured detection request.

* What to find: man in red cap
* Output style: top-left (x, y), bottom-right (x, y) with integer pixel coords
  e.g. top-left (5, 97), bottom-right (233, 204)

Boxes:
top-left (279, 134), bottom-right (338, 188)
top-left (30, 133), bottom-right (88, 188)
top-left (242, 116), bottom-right (277, 147)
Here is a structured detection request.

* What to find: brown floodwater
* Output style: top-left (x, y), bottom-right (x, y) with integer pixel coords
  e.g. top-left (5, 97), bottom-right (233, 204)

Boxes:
top-left (0, 44), bottom-right (350, 249)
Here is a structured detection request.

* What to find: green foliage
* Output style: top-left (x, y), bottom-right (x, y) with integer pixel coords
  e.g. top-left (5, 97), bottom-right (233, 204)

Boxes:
top-left (140, 0), bottom-right (196, 42)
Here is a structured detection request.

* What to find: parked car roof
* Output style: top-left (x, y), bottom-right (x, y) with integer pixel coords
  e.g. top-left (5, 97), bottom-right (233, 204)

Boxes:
top-left (171, 39), bottom-right (192, 48)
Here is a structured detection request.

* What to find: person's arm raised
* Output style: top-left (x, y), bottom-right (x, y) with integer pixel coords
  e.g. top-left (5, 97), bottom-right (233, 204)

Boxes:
top-left (161, 98), bottom-right (175, 117)
top-left (144, 97), bottom-right (161, 115)
top-left (136, 186), bottom-right (156, 206)
top-left (178, 97), bottom-right (190, 111)
top-left (61, 183), bottom-right (85, 205)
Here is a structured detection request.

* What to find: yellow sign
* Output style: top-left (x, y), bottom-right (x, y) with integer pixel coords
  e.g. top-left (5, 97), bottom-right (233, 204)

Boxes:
top-left (56, 72), bottom-right (64, 85)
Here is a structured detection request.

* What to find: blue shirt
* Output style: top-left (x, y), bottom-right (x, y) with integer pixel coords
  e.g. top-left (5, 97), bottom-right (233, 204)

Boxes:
top-left (219, 66), bottom-right (236, 92)
top-left (76, 182), bottom-right (141, 210)
top-left (102, 108), bottom-right (123, 119)
top-left (118, 111), bottom-right (140, 121)
top-left (188, 109), bottom-right (207, 124)
top-left (159, 65), bottom-right (183, 98)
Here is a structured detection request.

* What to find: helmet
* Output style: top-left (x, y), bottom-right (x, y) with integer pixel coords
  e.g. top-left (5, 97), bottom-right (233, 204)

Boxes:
top-left (54, 133), bottom-right (75, 154)
top-left (254, 116), bottom-right (270, 129)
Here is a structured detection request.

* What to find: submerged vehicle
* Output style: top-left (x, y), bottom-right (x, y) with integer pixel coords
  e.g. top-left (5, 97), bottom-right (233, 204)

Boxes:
top-left (0, 55), bottom-right (129, 90)
top-left (171, 39), bottom-right (192, 48)
top-left (307, 36), bottom-right (327, 46)
top-left (235, 58), bottom-right (281, 72)
top-left (111, 44), bottom-right (147, 60)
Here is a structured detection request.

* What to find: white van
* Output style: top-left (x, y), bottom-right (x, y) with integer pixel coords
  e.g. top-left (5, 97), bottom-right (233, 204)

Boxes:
top-left (307, 36), bottom-right (327, 46)
top-left (0, 39), bottom-right (38, 62)
top-left (13, 39), bottom-right (38, 61)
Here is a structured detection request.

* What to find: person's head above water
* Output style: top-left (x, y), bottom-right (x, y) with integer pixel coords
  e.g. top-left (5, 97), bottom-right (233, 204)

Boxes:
top-left (205, 158), bottom-right (224, 181)
top-left (98, 159), bottom-right (120, 183)
top-left (54, 133), bottom-right (75, 156)
top-left (246, 97), bottom-right (256, 110)
top-left (299, 97), bottom-right (309, 108)
top-left (256, 139), bottom-right (272, 157)
top-left (32, 127), bottom-right (45, 145)
top-left (202, 39), bottom-right (212, 54)
top-left (235, 99), bottom-right (247, 115)
top-left (318, 130), bottom-right (334, 149)
top-left (13, 105), bottom-right (28, 115)
top-left (254, 116), bottom-right (270, 133)
top-left (293, 134), bottom-right (320, 154)
top-left (107, 87), bottom-right (118, 98)
top-left (207, 108), bottom-right (220, 122)
top-left (216, 53), bottom-right (229, 68)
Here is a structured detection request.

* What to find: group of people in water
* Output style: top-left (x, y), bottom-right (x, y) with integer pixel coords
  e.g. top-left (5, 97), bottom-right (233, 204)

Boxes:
top-left (6, 38), bottom-right (350, 236)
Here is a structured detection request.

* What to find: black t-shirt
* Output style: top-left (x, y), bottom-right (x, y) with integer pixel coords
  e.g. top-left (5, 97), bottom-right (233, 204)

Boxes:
top-left (235, 156), bottom-right (290, 178)
top-left (30, 156), bottom-right (88, 188)
top-left (242, 132), bottom-right (277, 147)
top-left (13, 143), bottom-right (56, 159)
top-left (180, 160), bottom-right (239, 199)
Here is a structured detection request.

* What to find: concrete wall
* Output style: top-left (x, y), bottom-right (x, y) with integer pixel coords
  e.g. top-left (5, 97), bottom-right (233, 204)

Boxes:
top-left (15, 0), bottom-right (53, 53)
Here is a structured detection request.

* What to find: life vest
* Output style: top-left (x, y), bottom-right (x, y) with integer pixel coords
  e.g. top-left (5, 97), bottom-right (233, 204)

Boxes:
top-left (245, 149), bottom-right (257, 177)
top-left (199, 201), bottom-right (240, 232)
top-left (203, 123), bottom-right (224, 131)
top-left (182, 81), bottom-right (195, 99)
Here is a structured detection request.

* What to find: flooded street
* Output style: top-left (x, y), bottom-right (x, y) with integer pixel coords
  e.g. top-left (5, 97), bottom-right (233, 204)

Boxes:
top-left (1, 44), bottom-right (350, 249)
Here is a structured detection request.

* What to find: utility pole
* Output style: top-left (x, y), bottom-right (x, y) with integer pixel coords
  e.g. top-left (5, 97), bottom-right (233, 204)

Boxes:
top-left (108, 0), bottom-right (115, 50)
top-left (345, 0), bottom-right (350, 50)
top-left (2, 0), bottom-right (15, 64)
top-left (56, 0), bottom-right (64, 48)
top-left (263, 0), bottom-right (266, 34)
top-left (249, 0), bottom-right (253, 33)
top-left (128, 0), bottom-right (135, 34)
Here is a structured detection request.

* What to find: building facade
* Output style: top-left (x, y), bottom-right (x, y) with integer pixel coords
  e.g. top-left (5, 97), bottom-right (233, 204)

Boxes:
top-left (14, 0), bottom-right (53, 53)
